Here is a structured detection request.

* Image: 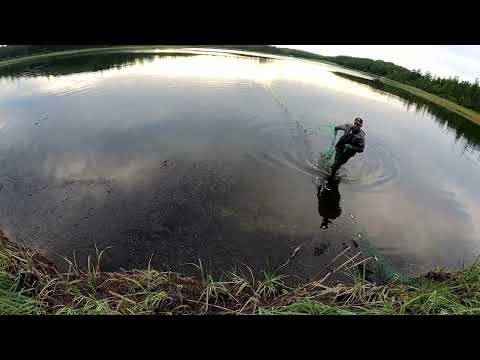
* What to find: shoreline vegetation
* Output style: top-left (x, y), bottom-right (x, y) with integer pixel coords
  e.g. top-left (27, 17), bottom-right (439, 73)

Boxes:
top-left (2, 231), bottom-right (480, 315)
top-left (1, 45), bottom-right (479, 124)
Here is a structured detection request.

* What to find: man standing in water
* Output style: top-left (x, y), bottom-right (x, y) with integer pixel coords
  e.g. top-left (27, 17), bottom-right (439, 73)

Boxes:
top-left (331, 117), bottom-right (365, 176)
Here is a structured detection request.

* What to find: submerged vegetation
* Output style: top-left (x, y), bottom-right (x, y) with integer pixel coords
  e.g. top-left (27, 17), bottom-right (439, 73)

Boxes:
top-left (2, 231), bottom-right (480, 315)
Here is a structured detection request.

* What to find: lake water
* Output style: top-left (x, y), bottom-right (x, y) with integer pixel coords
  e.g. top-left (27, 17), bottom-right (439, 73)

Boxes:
top-left (0, 48), bottom-right (479, 279)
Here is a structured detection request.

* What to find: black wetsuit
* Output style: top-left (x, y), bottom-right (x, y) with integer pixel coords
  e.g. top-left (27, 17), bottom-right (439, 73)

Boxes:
top-left (332, 123), bottom-right (366, 174)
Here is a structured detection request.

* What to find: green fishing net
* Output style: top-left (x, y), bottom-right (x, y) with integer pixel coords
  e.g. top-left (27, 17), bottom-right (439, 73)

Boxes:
top-left (262, 83), bottom-right (419, 285)
top-left (347, 213), bottom-right (422, 286)
top-left (262, 84), bottom-right (338, 164)
top-left (318, 124), bottom-right (337, 165)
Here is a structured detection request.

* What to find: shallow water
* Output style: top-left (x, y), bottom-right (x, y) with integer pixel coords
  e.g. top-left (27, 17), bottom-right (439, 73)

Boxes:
top-left (0, 48), bottom-right (479, 278)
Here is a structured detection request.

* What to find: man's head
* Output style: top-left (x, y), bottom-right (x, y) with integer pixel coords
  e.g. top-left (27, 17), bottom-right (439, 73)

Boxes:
top-left (352, 117), bottom-right (363, 132)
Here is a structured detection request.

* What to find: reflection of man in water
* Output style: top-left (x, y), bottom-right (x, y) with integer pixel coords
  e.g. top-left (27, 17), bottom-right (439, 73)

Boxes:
top-left (331, 118), bottom-right (366, 176)
top-left (317, 176), bottom-right (341, 229)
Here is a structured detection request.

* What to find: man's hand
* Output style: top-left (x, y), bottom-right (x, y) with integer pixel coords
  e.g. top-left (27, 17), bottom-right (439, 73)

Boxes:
top-left (330, 125), bottom-right (337, 136)
top-left (344, 144), bottom-right (353, 152)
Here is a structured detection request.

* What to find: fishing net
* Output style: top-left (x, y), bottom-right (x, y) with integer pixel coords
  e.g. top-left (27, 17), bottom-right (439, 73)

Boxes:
top-left (347, 211), bottom-right (422, 286)
top-left (317, 124), bottom-right (337, 166)
top-left (262, 83), bottom-right (338, 167)
top-left (262, 82), bottom-right (419, 286)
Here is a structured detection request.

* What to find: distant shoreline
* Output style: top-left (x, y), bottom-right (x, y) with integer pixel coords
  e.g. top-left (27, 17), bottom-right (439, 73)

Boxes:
top-left (1, 45), bottom-right (479, 125)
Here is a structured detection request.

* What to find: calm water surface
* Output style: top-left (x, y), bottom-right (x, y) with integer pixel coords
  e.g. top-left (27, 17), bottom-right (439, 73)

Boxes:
top-left (0, 48), bottom-right (479, 278)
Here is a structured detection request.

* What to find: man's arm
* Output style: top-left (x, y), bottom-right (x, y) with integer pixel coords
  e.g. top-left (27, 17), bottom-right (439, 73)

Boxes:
top-left (348, 136), bottom-right (365, 153)
top-left (334, 123), bottom-right (349, 132)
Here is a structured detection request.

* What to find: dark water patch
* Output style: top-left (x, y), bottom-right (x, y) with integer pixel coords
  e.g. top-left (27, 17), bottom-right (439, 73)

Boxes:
top-left (0, 52), bottom-right (193, 80)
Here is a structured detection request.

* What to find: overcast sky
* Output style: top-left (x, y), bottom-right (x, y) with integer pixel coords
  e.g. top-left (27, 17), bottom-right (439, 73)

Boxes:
top-left (277, 45), bottom-right (480, 83)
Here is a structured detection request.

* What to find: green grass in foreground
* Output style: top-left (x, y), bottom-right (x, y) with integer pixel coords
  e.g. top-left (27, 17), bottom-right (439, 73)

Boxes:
top-left (1, 232), bottom-right (480, 315)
